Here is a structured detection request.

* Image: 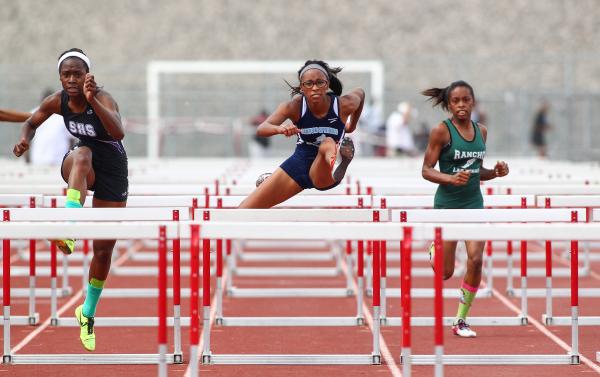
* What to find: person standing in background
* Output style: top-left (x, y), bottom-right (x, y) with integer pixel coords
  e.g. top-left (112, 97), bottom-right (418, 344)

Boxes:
top-left (357, 98), bottom-right (384, 156)
top-left (248, 108), bottom-right (271, 158)
top-left (531, 99), bottom-right (551, 158)
top-left (30, 89), bottom-right (75, 166)
top-left (386, 101), bottom-right (417, 156)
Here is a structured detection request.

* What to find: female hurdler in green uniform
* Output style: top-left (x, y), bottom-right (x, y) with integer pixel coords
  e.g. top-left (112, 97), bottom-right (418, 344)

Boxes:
top-left (421, 81), bottom-right (509, 337)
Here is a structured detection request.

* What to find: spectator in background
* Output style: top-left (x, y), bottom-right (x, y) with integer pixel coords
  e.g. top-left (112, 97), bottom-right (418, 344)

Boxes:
top-left (413, 121), bottom-right (431, 152)
top-left (29, 89), bottom-right (74, 166)
top-left (248, 108), bottom-right (271, 158)
top-left (386, 101), bottom-right (417, 156)
top-left (471, 102), bottom-right (487, 125)
top-left (357, 98), bottom-right (384, 156)
top-left (531, 99), bottom-right (551, 158)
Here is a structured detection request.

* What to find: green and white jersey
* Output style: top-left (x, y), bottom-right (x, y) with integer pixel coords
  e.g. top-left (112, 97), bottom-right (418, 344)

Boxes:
top-left (433, 119), bottom-right (486, 209)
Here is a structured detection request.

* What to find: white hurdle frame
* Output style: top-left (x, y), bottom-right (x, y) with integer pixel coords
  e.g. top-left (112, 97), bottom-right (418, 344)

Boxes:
top-left (388, 208), bottom-right (586, 328)
top-left (199, 208), bottom-right (385, 327)
top-left (372, 195), bottom-right (535, 289)
top-left (542, 207), bottom-right (600, 326)
top-left (181, 221), bottom-right (408, 367)
top-left (203, 195), bottom-right (370, 293)
top-left (0, 197), bottom-right (42, 326)
top-left (181, 220), bottom-right (592, 371)
top-left (1, 221), bottom-right (179, 367)
top-left (1, 208), bottom-right (188, 364)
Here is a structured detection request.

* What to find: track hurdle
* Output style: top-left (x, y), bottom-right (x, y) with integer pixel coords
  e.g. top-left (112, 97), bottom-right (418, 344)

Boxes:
top-left (387, 208), bottom-right (586, 328)
top-left (198, 208), bottom-right (386, 327)
top-left (1, 221), bottom-right (178, 367)
top-left (182, 221), bottom-right (417, 368)
top-left (1, 208), bottom-right (187, 362)
top-left (371, 195), bottom-right (535, 312)
top-left (0, 198), bottom-right (42, 326)
top-left (203, 195), bottom-right (371, 291)
top-left (10, 205), bottom-right (195, 279)
top-left (402, 222), bottom-right (590, 375)
top-left (542, 207), bottom-right (600, 326)
top-left (0, 184), bottom-right (65, 195)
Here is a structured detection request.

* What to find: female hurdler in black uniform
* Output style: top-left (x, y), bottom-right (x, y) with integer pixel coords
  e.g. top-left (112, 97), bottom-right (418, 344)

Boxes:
top-left (13, 48), bottom-right (128, 351)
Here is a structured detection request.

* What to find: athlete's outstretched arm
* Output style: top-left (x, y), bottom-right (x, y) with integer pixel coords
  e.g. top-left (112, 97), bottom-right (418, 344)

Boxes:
top-left (256, 98), bottom-right (301, 138)
top-left (476, 125), bottom-right (510, 180)
top-left (422, 123), bottom-right (471, 186)
top-left (0, 109), bottom-right (31, 123)
top-left (84, 73), bottom-right (124, 140)
top-left (341, 88), bottom-right (365, 133)
top-left (13, 94), bottom-right (60, 157)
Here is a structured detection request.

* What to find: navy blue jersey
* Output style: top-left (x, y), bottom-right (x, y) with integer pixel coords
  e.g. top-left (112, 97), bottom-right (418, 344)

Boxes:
top-left (296, 94), bottom-right (345, 149)
top-left (60, 90), bottom-right (125, 154)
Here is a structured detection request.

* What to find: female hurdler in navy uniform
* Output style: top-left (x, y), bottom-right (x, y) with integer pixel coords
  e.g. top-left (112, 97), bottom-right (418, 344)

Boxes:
top-left (13, 48), bottom-right (128, 351)
top-left (240, 60), bottom-right (365, 208)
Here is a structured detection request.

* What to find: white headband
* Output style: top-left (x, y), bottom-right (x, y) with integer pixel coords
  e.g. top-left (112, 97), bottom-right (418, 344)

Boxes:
top-left (57, 52), bottom-right (91, 71)
top-left (299, 64), bottom-right (329, 80)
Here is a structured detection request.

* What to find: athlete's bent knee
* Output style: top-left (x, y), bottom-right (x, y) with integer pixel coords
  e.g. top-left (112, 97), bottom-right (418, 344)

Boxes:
top-left (443, 268), bottom-right (455, 280)
top-left (72, 150), bottom-right (92, 172)
top-left (467, 254), bottom-right (483, 269)
top-left (318, 137), bottom-right (336, 155)
top-left (93, 246), bottom-right (113, 264)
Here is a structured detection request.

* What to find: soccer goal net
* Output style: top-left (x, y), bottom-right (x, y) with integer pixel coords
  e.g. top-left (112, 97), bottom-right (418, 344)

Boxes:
top-left (145, 60), bottom-right (384, 158)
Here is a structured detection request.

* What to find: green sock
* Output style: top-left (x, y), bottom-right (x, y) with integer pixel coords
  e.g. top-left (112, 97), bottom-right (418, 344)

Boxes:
top-left (82, 278), bottom-right (105, 318)
top-left (66, 188), bottom-right (82, 208)
top-left (455, 281), bottom-right (478, 323)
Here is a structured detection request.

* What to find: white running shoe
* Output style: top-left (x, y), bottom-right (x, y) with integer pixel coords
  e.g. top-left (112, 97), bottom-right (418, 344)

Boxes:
top-left (452, 319), bottom-right (477, 338)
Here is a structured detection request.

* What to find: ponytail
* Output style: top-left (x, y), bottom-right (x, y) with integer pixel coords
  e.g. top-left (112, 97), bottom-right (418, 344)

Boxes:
top-left (422, 80), bottom-right (475, 111)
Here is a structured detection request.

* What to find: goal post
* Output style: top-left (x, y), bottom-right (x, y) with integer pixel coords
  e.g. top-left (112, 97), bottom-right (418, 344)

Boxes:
top-left (146, 60), bottom-right (384, 159)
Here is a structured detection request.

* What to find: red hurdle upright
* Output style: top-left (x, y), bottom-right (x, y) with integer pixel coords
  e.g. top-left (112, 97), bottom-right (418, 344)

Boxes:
top-left (434, 227), bottom-right (444, 377)
top-left (2, 210), bottom-right (11, 363)
top-left (356, 240), bottom-right (365, 325)
top-left (28, 197), bottom-right (37, 325)
top-left (189, 224), bottom-right (201, 377)
top-left (158, 225), bottom-right (168, 377)
top-left (171, 210), bottom-right (183, 362)
top-left (202, 231), bottom-right (212, 362)
top-left (400, 226), bottom-right (413, 377)
top-left (570, 211), bottom-right (580, 363)
top-left (544, 198), bottom-right (553, 323)
top-left (371, 232), bottom-right (382, 364)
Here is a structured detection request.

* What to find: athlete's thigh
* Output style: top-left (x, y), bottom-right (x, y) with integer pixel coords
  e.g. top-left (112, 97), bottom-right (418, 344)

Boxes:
top-left (61, 146), bottom-right (95, 188)
top-left (309, 139), bottom-right (337, 188)
top-left (239, 168), bottom-right (302, 209)
top-left (92, 197), bottom-right (126, 250)
top-left (443, 240), bottom-right (458, 269)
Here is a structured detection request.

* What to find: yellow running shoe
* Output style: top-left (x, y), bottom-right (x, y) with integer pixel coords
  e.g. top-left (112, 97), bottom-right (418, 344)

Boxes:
top-left (75, 304), bottom-right (95, 351)
top-left (55, 239), bottom-right (75, 255)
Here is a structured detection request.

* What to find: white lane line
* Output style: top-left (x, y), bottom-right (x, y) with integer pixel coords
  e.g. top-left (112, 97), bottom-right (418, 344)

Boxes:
top-left (490, 286), bottom-right (600, 374)
top-left (10, 245), bottom-right (134, 354)
top-left (183, 269), bottom-right (224, 377)
top-left (342, 253), bottom-right (402, 377)
top-left (11, 290), bottom-right (83, 354)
